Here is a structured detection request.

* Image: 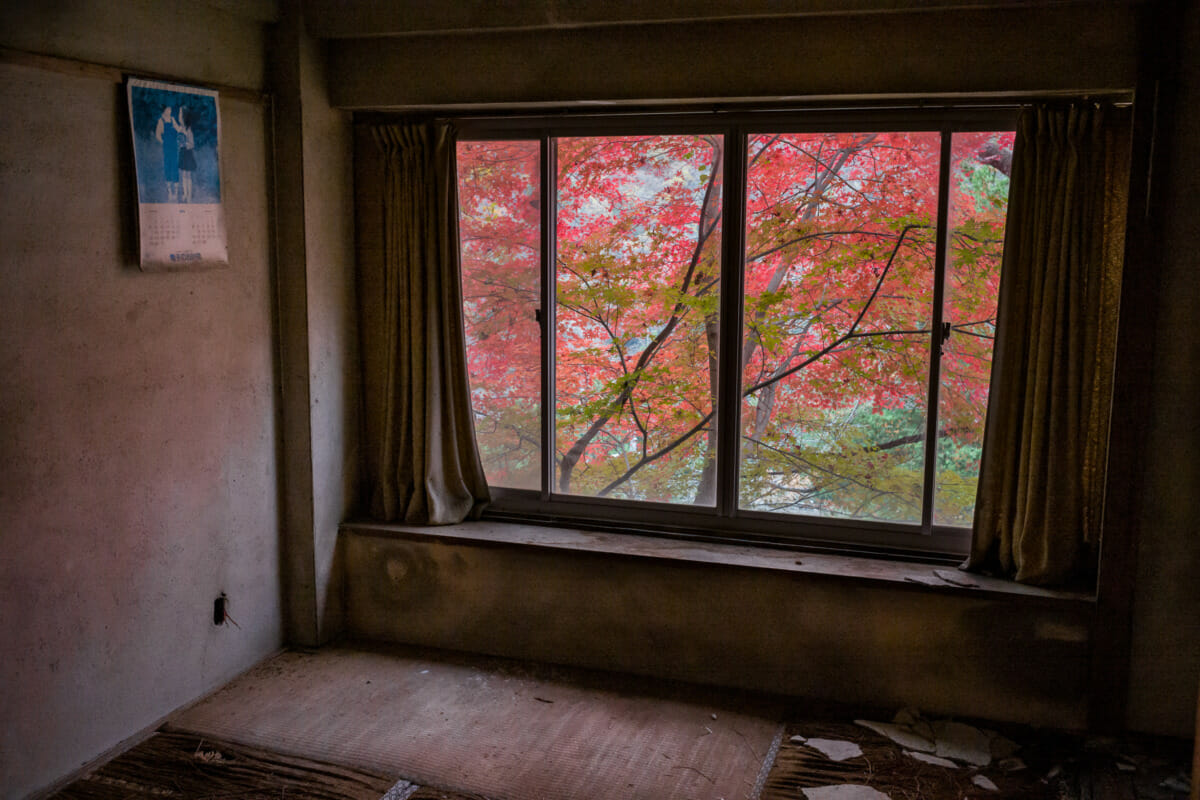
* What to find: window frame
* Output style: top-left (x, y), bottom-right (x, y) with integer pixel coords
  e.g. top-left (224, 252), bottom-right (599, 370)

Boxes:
top-left (456, 105), bottom-right (1021, 561)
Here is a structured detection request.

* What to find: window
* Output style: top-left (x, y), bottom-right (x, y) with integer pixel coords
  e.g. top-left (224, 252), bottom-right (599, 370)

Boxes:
top-left (457, 113), bottom-right (1014, 556)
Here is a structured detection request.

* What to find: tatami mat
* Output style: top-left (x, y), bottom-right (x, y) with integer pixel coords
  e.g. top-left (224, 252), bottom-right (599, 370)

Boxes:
top-left (168, 645), bottom-right (782, 800)
top-left (49, 730), bottom-right (401, 800)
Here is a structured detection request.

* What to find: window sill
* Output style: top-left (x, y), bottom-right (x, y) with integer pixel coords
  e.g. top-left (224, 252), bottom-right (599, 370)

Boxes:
top-left (340, 519), bottom-right (1093, 609)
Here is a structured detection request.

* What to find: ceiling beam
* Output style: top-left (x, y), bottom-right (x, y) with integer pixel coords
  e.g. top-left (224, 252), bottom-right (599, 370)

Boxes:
top-left (304, 0), bottom-right (1136, 39)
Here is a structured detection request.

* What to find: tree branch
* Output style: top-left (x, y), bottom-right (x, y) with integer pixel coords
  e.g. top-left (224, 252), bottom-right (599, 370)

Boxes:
top-left (742, 224), bottom-right (923, 396)
top-left (557, 138), bottom-right (724, 492)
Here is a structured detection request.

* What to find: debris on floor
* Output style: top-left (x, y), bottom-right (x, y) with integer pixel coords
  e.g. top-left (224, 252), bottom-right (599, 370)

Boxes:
top-left (763, 710), bottom-right (1195, 800)
top-left (905, 751), bottom-right (958, 768)
top-left (997, 756), bottom-right (1026, 773)
top-left (1160, 773), bottom-right (1191, 793)
top-left (802, 786), bottom-right (894, 800)
top-left (971, 774), bottom-right (999, 791)
top-left (791, 736), bottom-right (864, 762)
top-left (931, 719), bottom-right (993, 766)
top-left (857, 708), bottom-right (1022, 768)
top-left (853, 719), bottom-right (935, 752)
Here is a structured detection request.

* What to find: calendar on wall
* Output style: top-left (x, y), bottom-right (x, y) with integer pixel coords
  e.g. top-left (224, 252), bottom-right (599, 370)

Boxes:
top-left (127, 77), bottom-right (228, 269)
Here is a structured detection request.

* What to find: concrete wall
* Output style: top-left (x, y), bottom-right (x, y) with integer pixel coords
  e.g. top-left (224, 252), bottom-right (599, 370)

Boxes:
top-left (0, 3), bottom-right (282, 796)
top-left (345, 526), bottom-right (1093, 729)
top-left (1126, 0), bottom-right (1200, 737)
top-left (298, 28), bottom-right (358, 644)
top-left (326, 3), bottom-right (1138, 108)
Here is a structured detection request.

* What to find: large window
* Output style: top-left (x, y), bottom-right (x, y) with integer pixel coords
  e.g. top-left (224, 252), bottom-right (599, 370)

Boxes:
top-left (457, 114), bottom-right (1014, 556)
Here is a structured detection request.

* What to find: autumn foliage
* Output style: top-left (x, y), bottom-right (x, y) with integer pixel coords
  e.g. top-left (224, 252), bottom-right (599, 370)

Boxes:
top-left (457, 128), bottom-right (1012, 527)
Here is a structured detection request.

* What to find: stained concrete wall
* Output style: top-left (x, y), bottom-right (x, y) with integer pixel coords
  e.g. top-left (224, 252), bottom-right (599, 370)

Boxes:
top-left (1126, 0), bottom-right (1200, 737)
top-left (0, 3), bottom-right (282, 797)
top-left (345, 526), bottom-right (1093, 729)
top-left (298, 28), bottom-right (358, 644)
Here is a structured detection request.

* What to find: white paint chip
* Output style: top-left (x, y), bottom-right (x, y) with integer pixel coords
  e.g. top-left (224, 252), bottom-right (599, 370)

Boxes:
top-left (905, 750), bottom-right (959, 768)
top-left (802, 738), bottom-right (864, 762)
top-left (854, 720), bottom-right (935, 752)
top-left (972, 775), bottom-right (999, 791)
top-left (932, 721), bottom-right (992, 766)
top-left (803, 786), bottom-right (893, 800)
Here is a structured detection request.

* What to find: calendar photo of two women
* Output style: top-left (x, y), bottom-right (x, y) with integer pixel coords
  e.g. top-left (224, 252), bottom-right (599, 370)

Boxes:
top-left (127, 77), bottom-right (227, 269)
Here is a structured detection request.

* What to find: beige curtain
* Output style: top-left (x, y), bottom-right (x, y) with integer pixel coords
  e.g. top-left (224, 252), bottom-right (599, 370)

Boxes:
top-left (968, 104), bottom-right (1129, 586)
top-left (359, 121), bottom-right (489, 524)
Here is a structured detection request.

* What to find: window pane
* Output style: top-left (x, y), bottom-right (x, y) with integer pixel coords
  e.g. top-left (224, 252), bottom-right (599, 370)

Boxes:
top-left (934, 131), bottom-right (1014, 526)
top-left (457, 140), bottom-right (541, 491)
top-left (740, 132), bottom-right (941, 523)
top-left (555, 135), bottom-right (723, 505)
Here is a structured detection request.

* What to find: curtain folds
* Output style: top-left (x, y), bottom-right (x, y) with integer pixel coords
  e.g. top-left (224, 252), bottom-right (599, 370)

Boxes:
top-left (968, 104), bottom-right (1130, 586)
top-left (360, 121), bottom-right (489, 525)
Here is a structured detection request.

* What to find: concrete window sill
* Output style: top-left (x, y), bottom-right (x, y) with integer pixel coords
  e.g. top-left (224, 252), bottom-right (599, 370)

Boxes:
top-left (340, 519), bottom-right (1093, 609)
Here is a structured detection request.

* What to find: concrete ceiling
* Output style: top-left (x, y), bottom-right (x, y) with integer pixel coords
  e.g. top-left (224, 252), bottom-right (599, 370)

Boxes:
top-left (303, 0), bottom-right (1137, 38)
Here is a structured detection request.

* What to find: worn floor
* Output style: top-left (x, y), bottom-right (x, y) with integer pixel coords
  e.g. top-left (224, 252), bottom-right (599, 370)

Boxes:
top-left (50, 643), bottom-right (1193, 800)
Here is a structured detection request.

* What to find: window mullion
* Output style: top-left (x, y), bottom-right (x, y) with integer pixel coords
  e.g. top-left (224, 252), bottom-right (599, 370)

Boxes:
top-left (716, 128), bottom-right (748, 519)
top-left (540, 135), bottom-right (556, 502)
top-left (921, 130), bottom-right (954, 532)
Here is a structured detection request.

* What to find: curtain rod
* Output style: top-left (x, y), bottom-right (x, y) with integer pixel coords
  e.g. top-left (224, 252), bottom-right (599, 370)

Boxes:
top-left (0, 46), bottom-right (269, 106)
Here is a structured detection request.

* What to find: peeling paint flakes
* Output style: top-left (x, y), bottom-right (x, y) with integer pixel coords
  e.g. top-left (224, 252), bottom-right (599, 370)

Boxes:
top-left (972, 774), bottom-right (999, 791)
top-left (796, 737), bottom-right (864, 762)
top-left (854, 720), bottom-right (935, 752)
top-left (904, 750), bottom-right (959, 768)
top-left (1161, 774), bottom-right (1191, 793)
top-left (932, 720), bottom-right (993, 766)
top-left (803, 786), bottom-right (893, 800)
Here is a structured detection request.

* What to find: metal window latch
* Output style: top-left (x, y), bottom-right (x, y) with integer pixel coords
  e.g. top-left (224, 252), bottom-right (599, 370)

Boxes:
top-left (535, 308), bottom-right (544, 325)
top-left (940, 321), bottom-right (952, 344)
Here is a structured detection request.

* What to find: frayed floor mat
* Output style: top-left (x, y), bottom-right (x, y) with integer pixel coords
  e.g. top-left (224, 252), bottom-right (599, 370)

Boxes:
top-left (48, 730), bottom-right (402, 800)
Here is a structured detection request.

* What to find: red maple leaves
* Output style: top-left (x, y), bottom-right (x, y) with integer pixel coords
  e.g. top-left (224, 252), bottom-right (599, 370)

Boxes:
top-left (458, 129), bottom-right (1012, 525)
